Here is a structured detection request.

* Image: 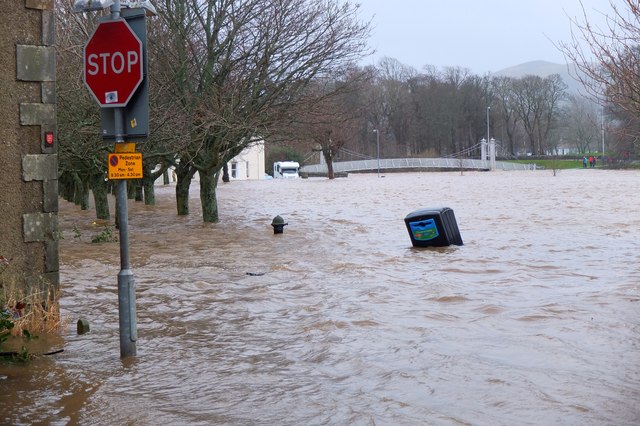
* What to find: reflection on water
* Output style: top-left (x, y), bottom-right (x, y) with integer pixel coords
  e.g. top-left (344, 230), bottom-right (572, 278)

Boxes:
top-left (1, 170), bottom-right (639, 425)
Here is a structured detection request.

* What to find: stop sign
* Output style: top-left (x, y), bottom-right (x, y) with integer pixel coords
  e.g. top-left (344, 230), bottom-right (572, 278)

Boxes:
top-left (84, 19), bottom-right (143, 108)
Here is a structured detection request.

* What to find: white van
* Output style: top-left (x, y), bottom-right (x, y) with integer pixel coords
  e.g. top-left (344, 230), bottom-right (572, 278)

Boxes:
top-left (273, 161), bottom-right (300, 179)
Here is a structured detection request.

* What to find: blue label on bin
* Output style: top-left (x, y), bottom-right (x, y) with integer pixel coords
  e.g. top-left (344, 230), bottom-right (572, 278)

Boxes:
top-left (409, 219), bottom-right (439, 241)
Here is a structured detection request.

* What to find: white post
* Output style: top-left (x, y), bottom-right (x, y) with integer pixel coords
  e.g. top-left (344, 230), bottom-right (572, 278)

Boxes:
top-left (489, 137), bottom-right (496, 170)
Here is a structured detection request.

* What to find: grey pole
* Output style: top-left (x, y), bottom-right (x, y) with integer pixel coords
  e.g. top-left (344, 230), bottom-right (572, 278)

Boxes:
top-left (374, 129), bottom-right (380, 177)
top-left (111, 0), bottom-right (137, 358)
top-left (114, 109), bottom-right (137, 358)
top-left (486, 106), bottom-right (490, 147)
top-left (111, 0), bottom-right (121, 19)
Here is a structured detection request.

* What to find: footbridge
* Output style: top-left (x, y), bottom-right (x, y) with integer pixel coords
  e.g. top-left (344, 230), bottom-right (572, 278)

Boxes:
top-left (300, 156), bottom-right (537, 175)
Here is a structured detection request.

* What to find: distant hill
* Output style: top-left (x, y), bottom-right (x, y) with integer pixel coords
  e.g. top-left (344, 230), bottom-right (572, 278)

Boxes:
top-left (492, 60), bottom-right (585, 95)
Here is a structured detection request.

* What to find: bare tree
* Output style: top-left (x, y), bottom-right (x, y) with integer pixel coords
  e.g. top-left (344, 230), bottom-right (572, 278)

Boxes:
top-left (560, 95), bottom-right (601, 154)
top-left (458, 73), bottom-right (489, 152)
top-left (154, 0), bottom-right (371, 222)
top-left (376, 57), bottom-right (416, 156)
top-left (491, 76), bottom-right (521, 155)
top-left (289, 71), bottom-right (369, 179)
top-left (562, 0), bottom-right (640, 107)
top-left (511, 75), bottom-right (567, 155)
top-left (560, 0), bottom-right (640, 154)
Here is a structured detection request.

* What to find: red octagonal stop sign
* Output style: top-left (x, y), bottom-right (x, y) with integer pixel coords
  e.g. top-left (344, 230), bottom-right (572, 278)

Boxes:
top-left (84, 19), bottom-right (143, 108)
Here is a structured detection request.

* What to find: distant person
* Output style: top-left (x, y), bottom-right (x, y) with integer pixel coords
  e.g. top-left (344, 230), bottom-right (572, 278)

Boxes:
top-left (589, 156), bottom-right (594, 168)
top-left (583, 156), bottom-right (588, 168)
top-left (593, 156), bottom-right (597, 168)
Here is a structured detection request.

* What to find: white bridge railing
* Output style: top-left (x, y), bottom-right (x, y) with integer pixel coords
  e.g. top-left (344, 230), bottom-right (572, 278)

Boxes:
top-left (300, 158), bottom-right (537, 174)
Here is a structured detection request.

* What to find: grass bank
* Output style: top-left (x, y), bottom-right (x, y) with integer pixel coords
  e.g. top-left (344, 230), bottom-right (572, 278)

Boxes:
top-left (508, 158), bottom-right (595, 170)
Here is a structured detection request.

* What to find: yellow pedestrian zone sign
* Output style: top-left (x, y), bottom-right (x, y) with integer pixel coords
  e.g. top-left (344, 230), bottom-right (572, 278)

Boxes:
top-left (108, 152), bottom-right (143, 179)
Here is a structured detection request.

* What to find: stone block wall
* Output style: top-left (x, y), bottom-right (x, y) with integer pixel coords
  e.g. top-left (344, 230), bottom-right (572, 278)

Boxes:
top-left (0, 1), bottom-right (58, 291)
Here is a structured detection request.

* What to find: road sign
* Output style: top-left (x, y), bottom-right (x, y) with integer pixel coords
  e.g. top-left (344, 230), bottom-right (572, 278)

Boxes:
top-left (98, 9), bottom-right (149, 141)
top-left (108, 153), bottom-right (143, 179)
top-left (84, 19), bottom-right (143, 108)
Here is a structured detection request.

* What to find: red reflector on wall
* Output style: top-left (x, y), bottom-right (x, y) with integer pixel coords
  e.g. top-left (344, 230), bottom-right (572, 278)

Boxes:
top-left (44, 131), bottom-right (54, 147)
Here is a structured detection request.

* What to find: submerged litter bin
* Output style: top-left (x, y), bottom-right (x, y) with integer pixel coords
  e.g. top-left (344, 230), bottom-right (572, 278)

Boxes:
top-left (404, 207), bottom-right (463, 247)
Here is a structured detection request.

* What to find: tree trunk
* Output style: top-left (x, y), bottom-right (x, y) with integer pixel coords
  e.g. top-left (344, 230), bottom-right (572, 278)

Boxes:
top-left (199, 170), bottom-right (219, 223)
top-left (80, 179), bottom-right (90, 210)
top-left (222, 163), bottom-right (230, 182)
top-left (528, 135), bottom-right (536, 156)
top-left (143, 176), bottom-right (156, 205)
top-left (175, 163), bottom-right (195, 216)
top-left (127, 180), bottom-right (136, 200)
top-left (323, 150), bottom-right (335, 179)
top-left (326, 159), bottom-right (335, 179)
top-left (60, 172), bottom-right (75, 202)
top-left (72, 173), bottom-right (90, 210)
top-left (90, 174), bottom-right (110, 220)
top-left (135, 184), bottom-right (143, 202)
top-left (176, 178), bottom-right (191, 216)
top-left (72, 173), bottom-right (82, 205)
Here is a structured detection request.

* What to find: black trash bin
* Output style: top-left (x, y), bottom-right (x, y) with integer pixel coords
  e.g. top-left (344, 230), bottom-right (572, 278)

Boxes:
top-left (404, 207), bottom-right (463, 247)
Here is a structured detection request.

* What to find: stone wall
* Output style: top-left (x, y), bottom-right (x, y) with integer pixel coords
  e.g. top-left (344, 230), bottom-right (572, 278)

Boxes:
top-left (0, 0), bottom-right (58, 291)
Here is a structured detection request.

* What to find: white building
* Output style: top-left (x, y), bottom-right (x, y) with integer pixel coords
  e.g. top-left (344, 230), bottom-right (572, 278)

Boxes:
top-left (545, 138), bottom-right (581, 156)
top-left (155, 140), bottom-right (266, 185)
top-left (225, 139), bottom-right (266, 180)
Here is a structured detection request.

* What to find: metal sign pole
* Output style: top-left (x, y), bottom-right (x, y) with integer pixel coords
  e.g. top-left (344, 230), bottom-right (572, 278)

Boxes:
top-left (111, 0), bottom-right (137, 358)
top-left (114, 110), bottom-right (137, 358)
top-left (78, 0), bottom-right (149, 358)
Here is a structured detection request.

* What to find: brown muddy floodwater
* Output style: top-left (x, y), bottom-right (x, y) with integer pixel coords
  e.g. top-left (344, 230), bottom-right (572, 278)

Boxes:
top-left (1, 169), bottom-right (639, 425)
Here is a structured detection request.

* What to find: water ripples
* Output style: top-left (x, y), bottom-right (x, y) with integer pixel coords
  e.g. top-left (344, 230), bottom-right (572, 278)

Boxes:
top-left (1, 170), bottom-right (639, 425)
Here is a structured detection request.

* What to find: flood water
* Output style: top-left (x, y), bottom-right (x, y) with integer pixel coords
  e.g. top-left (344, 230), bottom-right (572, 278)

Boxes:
top-left (1, 169), bottom-right (639, 425)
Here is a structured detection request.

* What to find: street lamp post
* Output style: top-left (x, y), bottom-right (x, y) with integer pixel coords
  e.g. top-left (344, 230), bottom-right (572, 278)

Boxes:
top-left (486, 106), bottom-right (496, 169)
top-left (373, 129), bottom-right (380, 177)
top-left (486, 106), bottom-right (491, 144)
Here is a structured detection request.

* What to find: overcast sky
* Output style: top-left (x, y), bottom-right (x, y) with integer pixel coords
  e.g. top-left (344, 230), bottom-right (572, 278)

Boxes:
top-left (356, 0), bottom-right (616, 74)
